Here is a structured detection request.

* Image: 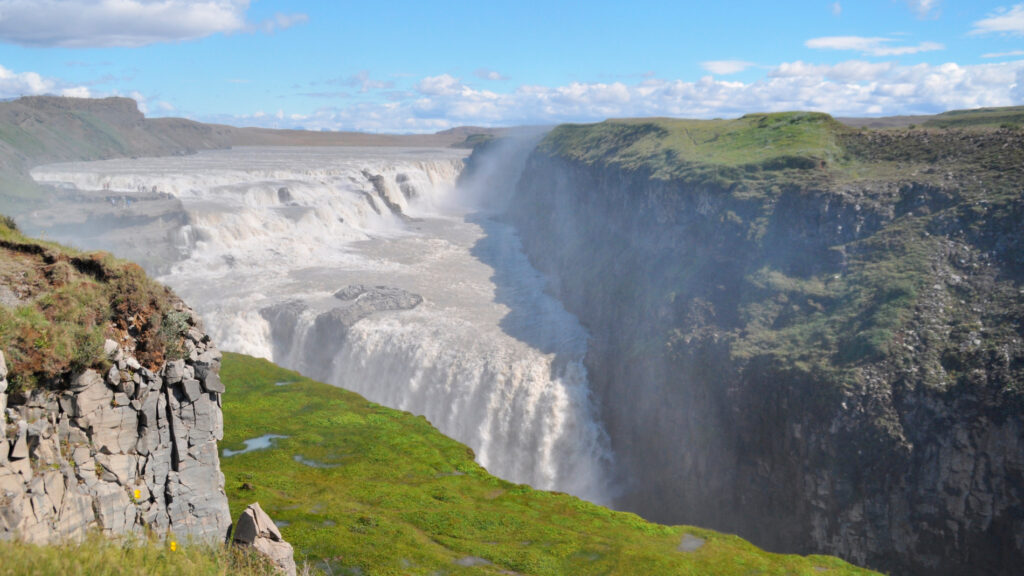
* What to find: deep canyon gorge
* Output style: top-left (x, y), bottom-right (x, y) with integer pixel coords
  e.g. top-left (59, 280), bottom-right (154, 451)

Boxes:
top-left (9, 99), bottom-right (1023, 575)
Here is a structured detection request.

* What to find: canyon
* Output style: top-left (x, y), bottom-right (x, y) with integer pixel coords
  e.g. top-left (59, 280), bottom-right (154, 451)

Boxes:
top-left (4, 97), bottom-right (1023, 575)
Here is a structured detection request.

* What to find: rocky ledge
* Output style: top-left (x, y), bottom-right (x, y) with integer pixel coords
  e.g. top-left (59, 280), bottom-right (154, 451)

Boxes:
top-left (0, 303), bottom-right (231, 544)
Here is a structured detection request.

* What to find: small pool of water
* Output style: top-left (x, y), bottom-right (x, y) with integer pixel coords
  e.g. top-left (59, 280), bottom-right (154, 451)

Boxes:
top-left (222, 434), bottom-right (288, 457)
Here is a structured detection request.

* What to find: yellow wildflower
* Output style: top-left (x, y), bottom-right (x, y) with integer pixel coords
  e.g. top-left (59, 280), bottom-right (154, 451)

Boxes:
top-left (170, 541), bottom-right (177, 552)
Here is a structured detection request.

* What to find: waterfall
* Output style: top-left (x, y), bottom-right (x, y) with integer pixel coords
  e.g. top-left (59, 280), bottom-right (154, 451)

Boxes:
top-left (31, 145), bottom-right (616, 504)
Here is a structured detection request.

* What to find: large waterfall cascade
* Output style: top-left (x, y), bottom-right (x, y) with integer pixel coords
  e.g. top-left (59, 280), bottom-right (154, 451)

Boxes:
top-left (31, 145), bottom-right (616, 504)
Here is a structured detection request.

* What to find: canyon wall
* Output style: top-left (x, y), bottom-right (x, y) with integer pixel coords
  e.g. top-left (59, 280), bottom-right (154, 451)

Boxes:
top-left (501, 125), bottom-right (1024, 575)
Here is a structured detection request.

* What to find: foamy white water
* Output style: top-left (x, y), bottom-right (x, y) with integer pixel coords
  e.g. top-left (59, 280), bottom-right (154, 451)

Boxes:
top-left (32, 146), bottom-right (615, 503)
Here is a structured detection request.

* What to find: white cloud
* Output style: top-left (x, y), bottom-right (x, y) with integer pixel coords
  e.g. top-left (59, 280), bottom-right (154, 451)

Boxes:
top-left (806, 36), bottom-right (944, 56)
top-left (982, 49), bottom-right (1024, 58)
top-left (907, 0), bottom-right (939, 18)
top-left (832, 2), bottom-right (842, 16)
top-left (0, 63), bottom-right (90, 98)
top-left (60, 86), bottom-right (92, 98)
top-left (474, 68), bottom-right (506, 81)
top-left (415, 74), bottom-right (464, 96)
top-left (701, 60), bottom-right (755, 75)
top-left (208, 60), bottom-right (1024, 132)
top-left (0, 0), bottom-right (306, 48)
top-left (971, 4), bottom-right (1024, 35)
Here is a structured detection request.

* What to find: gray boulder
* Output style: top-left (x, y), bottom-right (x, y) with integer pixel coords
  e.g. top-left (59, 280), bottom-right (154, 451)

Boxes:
top-left (233, 502), bottom-right (296, 576)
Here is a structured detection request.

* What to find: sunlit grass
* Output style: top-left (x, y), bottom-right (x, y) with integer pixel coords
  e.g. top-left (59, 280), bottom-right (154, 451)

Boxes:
top-left (540, 112), bottom-right (844, 184)
top-left (217, 352), bottom-right (878, 576)
top-left (0, 533), bottom-right (280, 576)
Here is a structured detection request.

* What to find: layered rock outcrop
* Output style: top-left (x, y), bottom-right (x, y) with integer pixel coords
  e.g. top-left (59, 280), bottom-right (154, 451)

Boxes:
top-left (0, 304), bottom-right (231, 544)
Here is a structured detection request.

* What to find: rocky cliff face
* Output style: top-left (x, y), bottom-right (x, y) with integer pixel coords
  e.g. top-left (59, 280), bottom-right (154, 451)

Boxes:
top-left (501, 126), bottom-right (1024, 575)
top-left (0, 303), bottom-right (231, 544)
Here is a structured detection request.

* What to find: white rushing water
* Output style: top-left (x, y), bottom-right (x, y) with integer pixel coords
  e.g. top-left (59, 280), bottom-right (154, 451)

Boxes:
top-left (32, 146), bottom-right (615, 503)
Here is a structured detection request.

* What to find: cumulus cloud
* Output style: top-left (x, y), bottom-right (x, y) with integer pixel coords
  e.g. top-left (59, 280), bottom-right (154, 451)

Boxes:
top-left (701, 60), bottom-right (755, 75)
top-left (0, 0), bottom-right (306, 48)
top-left (971, 4), bottom-right (1024, 36)
top-left (0, 63), bottom-right (90, 98)
top-left (474, 68), bottom-right (506, 81)
top-left (212, 59), bottom-right (1024, 133)
top-left (806, 36), bottom-right (944, 56)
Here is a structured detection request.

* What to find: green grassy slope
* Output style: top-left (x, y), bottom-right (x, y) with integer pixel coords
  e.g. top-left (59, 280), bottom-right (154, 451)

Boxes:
top-left (541, 112), bottom-right (842, 184)
top-left (218, 352), bottom-right (877, 576)
top-left (923, 106), bottom-right (1024, 129)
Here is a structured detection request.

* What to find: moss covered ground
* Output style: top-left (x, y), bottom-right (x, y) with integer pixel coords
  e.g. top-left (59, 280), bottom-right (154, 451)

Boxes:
top-left (218, 352), bottom-right (877, 576)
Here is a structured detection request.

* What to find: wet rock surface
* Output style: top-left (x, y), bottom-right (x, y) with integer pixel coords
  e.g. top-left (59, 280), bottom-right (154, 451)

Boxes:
top-left (332, 284), bottom-right (423, 320)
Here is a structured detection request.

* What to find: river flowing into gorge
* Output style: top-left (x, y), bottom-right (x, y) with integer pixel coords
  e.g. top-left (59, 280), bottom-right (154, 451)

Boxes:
top-left (31, 146), bottom-right (615, 504)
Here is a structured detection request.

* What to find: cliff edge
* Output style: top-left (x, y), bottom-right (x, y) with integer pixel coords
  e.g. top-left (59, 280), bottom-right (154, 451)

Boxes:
top-left (497, 112), bottom-right (1024, 575)
top-left (0, 220), bottom-right (230, 544)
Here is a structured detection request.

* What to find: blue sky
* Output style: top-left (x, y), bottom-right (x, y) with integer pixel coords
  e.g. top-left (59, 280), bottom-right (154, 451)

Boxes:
top-left (0, 1), bottom-right (1022, 132)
